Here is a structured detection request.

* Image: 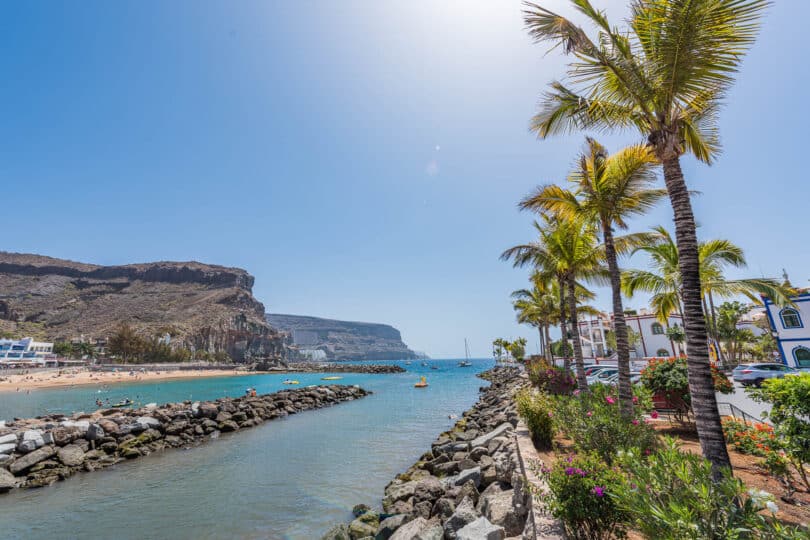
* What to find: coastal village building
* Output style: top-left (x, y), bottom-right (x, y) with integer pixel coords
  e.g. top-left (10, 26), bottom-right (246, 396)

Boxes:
top-left (0, 337), bottom-right (54, 363)
top-left (762, 291), bottom-right (810, 368)
top-left (576, 309), bottom-right (685, 360)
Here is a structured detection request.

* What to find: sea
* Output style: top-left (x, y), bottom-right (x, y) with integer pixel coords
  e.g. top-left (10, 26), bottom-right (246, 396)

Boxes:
top-left (0, 359), bottom-right (494, 539)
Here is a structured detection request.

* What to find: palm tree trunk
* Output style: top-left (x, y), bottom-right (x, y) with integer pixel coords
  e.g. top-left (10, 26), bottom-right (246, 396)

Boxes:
top-left (538, 326), bottom-right (545, 359)
top-left (707, 290), bottom-right (726, 365)
top-left (661, 154), bottom-right (732, 475)
top-left (567, 276), bottom-right (588, 390)
top-left (558, 276), bottom-right (570, 371)
top-left (545, 324), bottom-right (553, 365)
top-left (602, 223), bottom-right (633, 415)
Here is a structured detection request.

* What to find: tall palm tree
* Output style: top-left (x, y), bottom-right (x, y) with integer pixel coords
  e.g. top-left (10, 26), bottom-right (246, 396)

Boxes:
top-left (519, 138), bottom-right (663, 414)
top-left (503, 216), bottom-right (607, 389)
top-left (522, 0), bottom-right (769, 474)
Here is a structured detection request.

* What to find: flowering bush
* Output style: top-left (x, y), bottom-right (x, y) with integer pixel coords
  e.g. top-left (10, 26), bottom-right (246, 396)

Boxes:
top-left (539, 452), bottom-right (628, 539)
top-left (611, 438), bottom-right (806, 539)
top-left (722, 418), bottom-right (779, 457)
top-left (515, 387), bottom-right (555, 449)
top-left (527, 360), bottom-right (577, 395)
top-left (552, 384), bottom-right (656, 464)
top-left (640, 357), bottom-right (733, 415)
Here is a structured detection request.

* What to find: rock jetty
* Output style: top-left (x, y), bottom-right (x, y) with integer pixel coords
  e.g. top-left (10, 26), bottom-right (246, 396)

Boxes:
top-left (287, 363), bottom-right (406, 374)
top-left (0, 384), bottom-right (370, 493)
top-left (322, 366), bottom-right (528, 540)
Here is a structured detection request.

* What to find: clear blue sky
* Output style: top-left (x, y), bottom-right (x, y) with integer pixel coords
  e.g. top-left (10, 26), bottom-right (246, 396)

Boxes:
top-left (2, 1), bottom-right (808, 358)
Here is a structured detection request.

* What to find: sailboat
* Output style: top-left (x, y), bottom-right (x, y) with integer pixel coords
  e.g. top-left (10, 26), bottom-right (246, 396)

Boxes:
top-left (458, 339), bottom-right (472, 367)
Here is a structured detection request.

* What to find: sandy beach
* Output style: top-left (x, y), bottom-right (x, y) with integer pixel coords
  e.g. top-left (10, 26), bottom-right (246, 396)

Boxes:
top-left (0, 367), bottom-right (252, 392)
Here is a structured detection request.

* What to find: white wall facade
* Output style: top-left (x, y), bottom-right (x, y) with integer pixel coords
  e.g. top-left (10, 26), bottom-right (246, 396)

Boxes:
top-left (763, 293), bottom-right (810, 368)
top-left (0, 337), bottom-right (54, 363)
top-left (624, 314), bottom-right (684, 358)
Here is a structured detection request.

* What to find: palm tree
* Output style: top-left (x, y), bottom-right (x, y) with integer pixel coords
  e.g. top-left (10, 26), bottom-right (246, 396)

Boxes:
top-left (623, 227), bottom-right (792, 324)
top-left (523, 0), bottom-right (768, 472)
top-left (519, 138), bottom-right (663, 414)
top-left (503, 216), bottom-right (606, 389)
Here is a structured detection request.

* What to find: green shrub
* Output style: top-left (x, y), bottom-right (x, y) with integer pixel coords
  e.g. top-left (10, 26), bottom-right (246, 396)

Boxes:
top-left (750, 373), bottom-right (810, 490)
top-left (612, 438), bottom-right (805, 539)
top-left (641, 357), bottom-right (733, 405)
top-left (516, 388), bottom-right (555, 449)
top-left (538, 452), bottom-right (628, 539)
top-left (552, 384), bottom-right (657, 464)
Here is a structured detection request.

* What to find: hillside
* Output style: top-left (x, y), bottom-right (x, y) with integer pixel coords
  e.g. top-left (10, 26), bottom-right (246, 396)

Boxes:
top-left (0, 252), bottom-right (285, 362)
top-left (266, 313), bottom-right (419, 361)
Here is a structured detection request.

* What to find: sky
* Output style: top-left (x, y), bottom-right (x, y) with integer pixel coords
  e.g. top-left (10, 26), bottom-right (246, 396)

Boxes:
top-left (2, 1), bottom-right (809, 358)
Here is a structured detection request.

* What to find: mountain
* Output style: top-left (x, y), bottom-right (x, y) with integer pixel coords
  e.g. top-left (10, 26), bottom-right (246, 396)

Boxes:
top-left (0, 252), bottom-right (285, 362)
top-left (266, 313), bottom-right (420, 361)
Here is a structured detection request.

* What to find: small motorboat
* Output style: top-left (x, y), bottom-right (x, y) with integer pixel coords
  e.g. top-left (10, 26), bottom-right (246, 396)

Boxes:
top-left (283, 379), bottom-right (300, 385)
top-left (321, 376), bottom-right (343, 381)
top-left (414, 376), bottom-right (428, 388)
top-left (111, 399), bottom-right (133, 408)
top-left (430, 365), bottom-right (439, 370)
top-left (421, 362), bottom-right (428, 367)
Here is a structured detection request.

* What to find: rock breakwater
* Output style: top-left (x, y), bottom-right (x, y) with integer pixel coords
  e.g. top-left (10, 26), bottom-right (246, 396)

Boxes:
top-left (0, 384), bottom-right (370, 493)
top-left (287, 363), bottom-right (406, 374)
top-left (322, 366), bottom-right (528, 540)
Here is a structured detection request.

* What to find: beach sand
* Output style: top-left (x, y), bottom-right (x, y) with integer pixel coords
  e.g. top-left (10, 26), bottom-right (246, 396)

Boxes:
top-left (0, 368), bottom-right (253, 392)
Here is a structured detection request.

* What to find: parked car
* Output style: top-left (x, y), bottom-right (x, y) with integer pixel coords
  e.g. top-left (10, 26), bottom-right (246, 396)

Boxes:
top-left (602, 371), bottom-right (643, 386)
top-left (588, 368), bottom-right (618, 385)
top-left (732, 363), bottom-right (797, 387)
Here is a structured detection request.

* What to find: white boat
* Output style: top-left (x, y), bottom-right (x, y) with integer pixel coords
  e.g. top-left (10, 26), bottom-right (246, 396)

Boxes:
top-left (458, 339), bottom-right (472, 367)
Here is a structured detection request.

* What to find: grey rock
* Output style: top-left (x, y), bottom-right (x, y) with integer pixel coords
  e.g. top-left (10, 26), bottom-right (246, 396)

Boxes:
top-left (349, 517), bottom-right (377, 539)
top-left (0, 433), bottom-right (17, 445)
top-left (375, 514), bottom-right (408, 540)
top-left (9, 445), bottom-right (56, 474)
top-left (16, 439), bottom-right (38, 453)
top-left (455, 467), bottom-right (481, 489)
top-left (0, 468), bottom-right (16, 492)
top-left (390, 517), bottom-right (429, 540)
top-left (57, 444), bottom-right (85, 467)
top-left (455, 517), bottom-right (504, 540)
top-left (414, 476), bottom-right (444, 503)
top-left (443, 497), bottom-right (479, 540)
top-left (0, 453), bottom-right (11, 465)
top-left (384, 481), bottom-right (417, 506)
top-left (0, 443), bottom-right (16, 454)
top-left (470, 424), bottom-right (512, 450)
top-left (414, 500), bottom-right (433, 519)
top-left (353, 503), bottom-right (371, 517)
top-left (86, 423), bottom-right (105, 441)
top-left (431, 498), bottom-right (455, 519)
top-left (136, 417), bottom-right (161, 430)
top-left (415, 523), bottom-right (443, 540)
top-left (22, 430), bottom-right (45, 448)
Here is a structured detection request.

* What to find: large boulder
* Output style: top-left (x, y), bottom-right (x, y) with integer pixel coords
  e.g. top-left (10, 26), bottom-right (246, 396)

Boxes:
top-left (0, 468), bottom-right (16, 492)
top-left (469, 424), bottom-right (512, 450)
top-left (414, 523), bottom-right (443, 540)
top-left (383, 481), bottom-right (417, 508)
top-left (0, 433), bottom-right (17, 445)
top-left (455, 517), bottom-right (505, 540)
top-left (136, 417), bottom-right (162, 430)
top-left (454, 467), bottom-right (481, 489)
top-left (443, 497), bottom-right (479, 540)
top-left (348, 517), bottom-right (376, 539)
top-left (375, 514), bottom-right (408, 540)
top-left (413, 476), bottom-right (444, 503)
top-left (86, 423), bottom-right (105, 441)
top-left (57, 444), bottom-right (86, 467)
top-left (9, 445), bottom-right (56, 474)
top-left (389, 517), bottom-right (429, 540)
top-left (0, 443), bottom-right (16, 454)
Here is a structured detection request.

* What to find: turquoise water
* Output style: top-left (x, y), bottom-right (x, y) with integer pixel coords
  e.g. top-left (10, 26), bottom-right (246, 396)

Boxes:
top-left (0, 359), bottom-right (493, 539)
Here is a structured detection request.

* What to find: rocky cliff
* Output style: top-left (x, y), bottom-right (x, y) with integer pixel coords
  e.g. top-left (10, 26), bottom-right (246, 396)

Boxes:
top-left (0, 252), bottom-right (285, 362)
top-left (266, 313), bottom-right (419, 361)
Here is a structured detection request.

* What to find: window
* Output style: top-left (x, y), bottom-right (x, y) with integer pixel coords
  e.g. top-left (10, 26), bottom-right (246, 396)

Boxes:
top-left (651, 322), bottom-right (664, 335)
top-left (780, 308), bottom-right (803, 329)
top-left (794, 347), bottom-right (810, 368)
top-left (656, 348), bottom-right (670, 357)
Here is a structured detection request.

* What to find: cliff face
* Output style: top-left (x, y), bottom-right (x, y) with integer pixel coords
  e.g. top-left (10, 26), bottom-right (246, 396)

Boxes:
top-left (266, 313), bottom-right (418, 361)
top-left (0, 252), bottom-right (285, 363)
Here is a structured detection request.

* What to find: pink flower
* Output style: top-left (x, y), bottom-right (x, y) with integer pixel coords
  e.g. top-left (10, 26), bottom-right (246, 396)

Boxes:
top-left (632, 396), bottom-right (638, 404)
top-left (573, 389), bottom-right (580, 396)
top-left (592, 486), bottom-right (605, 497)
top-left (650, 411), bottom-right (659, 419)
top-left (605, 396), bottom-right (616, 405)
top-left (586, 411), bottom-right (593, 417)
top-left (632, 419), bottom-right (639, 425)
top-left (548, 411), bottom-right (553, 417)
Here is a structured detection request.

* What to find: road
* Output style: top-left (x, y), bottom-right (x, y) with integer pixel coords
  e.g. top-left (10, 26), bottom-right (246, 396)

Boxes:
top-left (717, 382), bottom-right (772, 422)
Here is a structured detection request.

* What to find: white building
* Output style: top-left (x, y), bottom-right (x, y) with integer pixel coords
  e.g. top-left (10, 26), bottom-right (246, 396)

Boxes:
top-left (0, 337), bottom-right (54, 363)
top-left (763, 292), bottom-right (810, 368)
top-left (574, 309), bottom-right (685, 360)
